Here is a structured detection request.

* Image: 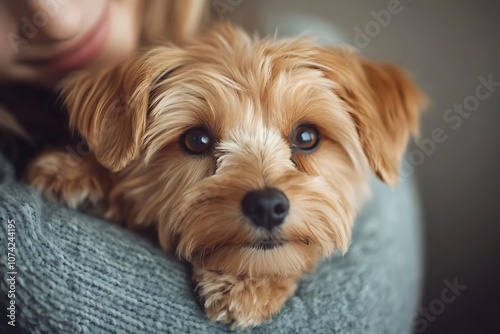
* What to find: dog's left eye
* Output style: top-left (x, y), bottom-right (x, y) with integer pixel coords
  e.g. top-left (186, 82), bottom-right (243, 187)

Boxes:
top-left (181, 128), bottom-right (213, 155)
top-left (291, 124), bottom-right (320, 152)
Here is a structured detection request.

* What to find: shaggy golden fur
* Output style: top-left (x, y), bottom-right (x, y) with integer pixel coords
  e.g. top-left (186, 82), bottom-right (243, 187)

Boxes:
top-left (26, 23), bottom-right (426, 328)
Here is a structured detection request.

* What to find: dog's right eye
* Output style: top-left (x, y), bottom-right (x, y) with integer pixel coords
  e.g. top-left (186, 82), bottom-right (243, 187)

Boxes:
top-left (180, 128), bottom-right (213, 155)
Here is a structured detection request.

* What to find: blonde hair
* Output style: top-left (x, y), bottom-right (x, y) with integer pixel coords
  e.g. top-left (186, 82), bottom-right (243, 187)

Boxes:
top-left (140, 0), bottom-right (210, 46)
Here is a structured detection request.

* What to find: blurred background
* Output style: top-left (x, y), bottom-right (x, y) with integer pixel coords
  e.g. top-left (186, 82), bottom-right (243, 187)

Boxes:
top-left (222, 0), bottom-right (500, 332)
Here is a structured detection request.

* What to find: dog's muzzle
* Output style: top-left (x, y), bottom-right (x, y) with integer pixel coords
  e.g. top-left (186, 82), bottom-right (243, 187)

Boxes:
top-left (241, 188), bottom-right (289, 231)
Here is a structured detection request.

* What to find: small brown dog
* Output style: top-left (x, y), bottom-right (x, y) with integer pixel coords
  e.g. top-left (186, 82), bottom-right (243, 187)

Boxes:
top-left (27, 23), bottom-right (426, 328)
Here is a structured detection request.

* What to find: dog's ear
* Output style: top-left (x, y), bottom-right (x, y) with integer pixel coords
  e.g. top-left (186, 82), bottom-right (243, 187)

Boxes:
top-left (60, 47), bottom-right (185, 172)
top-left (316, 48), bottom-right (427, 186)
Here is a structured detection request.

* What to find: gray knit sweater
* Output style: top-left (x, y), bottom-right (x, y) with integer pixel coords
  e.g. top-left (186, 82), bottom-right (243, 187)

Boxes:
top-left (0, 154), bottom-right (422, 334)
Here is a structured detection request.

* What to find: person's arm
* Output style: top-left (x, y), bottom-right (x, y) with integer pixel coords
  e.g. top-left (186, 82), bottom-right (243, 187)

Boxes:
top-left (0, 152), bottom-right (423, 333)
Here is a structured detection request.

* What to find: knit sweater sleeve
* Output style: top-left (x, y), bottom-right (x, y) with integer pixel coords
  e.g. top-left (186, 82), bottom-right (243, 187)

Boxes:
top-left (0, 154), bottom-right (423, 334)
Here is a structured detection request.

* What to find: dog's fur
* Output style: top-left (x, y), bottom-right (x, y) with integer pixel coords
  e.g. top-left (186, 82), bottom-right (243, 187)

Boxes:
top-left (26, 23), bottom-right (426, 328)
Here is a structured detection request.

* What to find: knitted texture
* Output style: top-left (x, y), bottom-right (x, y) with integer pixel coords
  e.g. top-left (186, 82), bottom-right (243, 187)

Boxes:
top-left (0, 154), bottom-right (422, 334)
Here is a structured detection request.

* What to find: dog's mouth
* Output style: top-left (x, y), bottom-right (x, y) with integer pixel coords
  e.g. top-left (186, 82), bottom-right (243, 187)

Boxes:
top-left (251, 238), bottom-right (284, 250)
top-left (248, 238), bottom-right (310, 250)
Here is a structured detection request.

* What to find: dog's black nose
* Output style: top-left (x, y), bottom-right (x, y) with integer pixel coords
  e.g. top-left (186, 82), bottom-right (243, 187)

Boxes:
top-left (241, 188), bottom-right (289, 230)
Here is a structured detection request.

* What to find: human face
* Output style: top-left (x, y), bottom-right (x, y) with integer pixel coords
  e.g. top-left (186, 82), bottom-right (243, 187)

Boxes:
top-left (0, 0), bottom-right (143, 88)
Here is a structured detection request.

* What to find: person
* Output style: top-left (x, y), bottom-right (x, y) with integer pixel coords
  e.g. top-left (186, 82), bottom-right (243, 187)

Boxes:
top-left (0, 0), bottom-right (209, 171)
top-left (0, 0), bottom-right (208, 87)
top-left (0, 2), bottom-right (423, 332)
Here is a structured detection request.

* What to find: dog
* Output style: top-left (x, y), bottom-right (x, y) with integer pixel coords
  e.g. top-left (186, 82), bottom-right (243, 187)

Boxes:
top-left (26, 23), bottom-right (426, 328)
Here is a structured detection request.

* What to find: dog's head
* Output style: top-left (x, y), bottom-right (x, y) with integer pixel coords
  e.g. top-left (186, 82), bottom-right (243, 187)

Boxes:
top-left (62, 23), bottom-right (425, 277)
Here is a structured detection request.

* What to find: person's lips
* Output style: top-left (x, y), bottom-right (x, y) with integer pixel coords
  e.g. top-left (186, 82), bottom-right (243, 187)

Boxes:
top-left (27, 5), bottom-right (110, 71)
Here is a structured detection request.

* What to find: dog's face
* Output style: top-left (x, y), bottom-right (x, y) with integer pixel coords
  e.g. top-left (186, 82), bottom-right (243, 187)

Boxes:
top-left (62, 24), bottom-right (425, 277)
